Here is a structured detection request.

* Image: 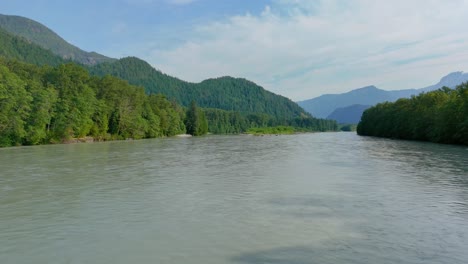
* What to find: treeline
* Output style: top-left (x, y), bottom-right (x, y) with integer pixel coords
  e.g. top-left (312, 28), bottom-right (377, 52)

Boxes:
top-left (357, 85), bottom-right (468, 145)
top-left (203, 108), bottom-right (338, 134)
top-left (0, 58), bottom-right (186, 147)
top-left (247, 126), bottom-right (295, 135)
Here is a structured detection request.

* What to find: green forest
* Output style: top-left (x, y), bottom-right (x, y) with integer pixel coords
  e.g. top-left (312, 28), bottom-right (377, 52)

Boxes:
top-left (0, 59), bottom-right (189, 147)
top-left (357, 84), bottom-right (468, 145)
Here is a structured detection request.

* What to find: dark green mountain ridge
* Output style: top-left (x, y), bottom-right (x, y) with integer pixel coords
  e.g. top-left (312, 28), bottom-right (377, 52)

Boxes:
top-left (89, 57), bottom-right (309, 120)
top-left (0, 27), bottom-right (65, 66)
top-left (0, 14), bottom-right (114, 65)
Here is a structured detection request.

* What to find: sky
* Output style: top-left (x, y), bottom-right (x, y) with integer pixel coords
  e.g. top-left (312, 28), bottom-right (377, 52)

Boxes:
top-left (2, 0), bottom-right (468, 100)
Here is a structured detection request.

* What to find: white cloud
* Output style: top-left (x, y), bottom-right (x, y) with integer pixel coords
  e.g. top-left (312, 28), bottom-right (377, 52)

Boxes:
top-left (145, 0), bottom-right (468, 100)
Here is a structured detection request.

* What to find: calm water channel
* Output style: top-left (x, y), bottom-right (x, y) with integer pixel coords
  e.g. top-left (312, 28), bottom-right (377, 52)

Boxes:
top-left (1, 133), bottom-right (467, 264)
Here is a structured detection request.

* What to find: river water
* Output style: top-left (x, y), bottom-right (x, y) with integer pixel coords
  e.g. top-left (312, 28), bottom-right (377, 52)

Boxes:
top-left (1, 133), bottom-right (467, 264)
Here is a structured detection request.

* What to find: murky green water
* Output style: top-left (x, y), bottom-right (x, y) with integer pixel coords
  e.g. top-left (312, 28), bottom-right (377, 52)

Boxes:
top-left (1, 133), bottom-right (467, 264)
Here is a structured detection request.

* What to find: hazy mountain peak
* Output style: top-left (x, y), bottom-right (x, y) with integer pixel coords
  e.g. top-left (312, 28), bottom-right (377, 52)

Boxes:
top-left (346, 85), bottom-right (382, 95)
top-left (437, 71), bottom-right (468, 86)
top-left (353, 85), bottom-right (378, 91)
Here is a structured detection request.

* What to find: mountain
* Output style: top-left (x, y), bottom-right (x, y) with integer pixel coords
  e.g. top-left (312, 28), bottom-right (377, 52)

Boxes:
top-left (0, 14), bottom-right (114, 65)
top-left (327, 104), bottom-right (371, 124)
top-left (0, 27), bottom-right (65, 66)
top-left (298, 72), bottom-right (468, 118)
top-left (89, 57), bottom-right (309, 120)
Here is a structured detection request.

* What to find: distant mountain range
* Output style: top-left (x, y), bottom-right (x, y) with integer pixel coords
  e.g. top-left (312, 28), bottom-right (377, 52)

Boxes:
top-left (0, 14), bottom-right (114, 65)
top-left (0, 13), bottom-right (310, 120)
top-left (298, 71), bottom-right (468, 122)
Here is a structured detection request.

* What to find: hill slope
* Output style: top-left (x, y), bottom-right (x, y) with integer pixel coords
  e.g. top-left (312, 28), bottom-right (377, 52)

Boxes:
top-left (0, 14), bottom-right (114, 65)
top-left (0, 27), bottom-right (65, 66)
top-left (89, 57), bottom-right (309, 120)
top-left (298, 72), bottom-right (468, 118)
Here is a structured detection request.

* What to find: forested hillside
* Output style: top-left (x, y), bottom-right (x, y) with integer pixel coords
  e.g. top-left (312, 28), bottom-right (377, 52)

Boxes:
top-left (0, 14), bottom-right (114, 65)
top-left (0, 28), bottom-right (65, 66)
top-left (89, 57), bottom-right (308, 120)
top-left (357, 85), bottom-right (468, 145)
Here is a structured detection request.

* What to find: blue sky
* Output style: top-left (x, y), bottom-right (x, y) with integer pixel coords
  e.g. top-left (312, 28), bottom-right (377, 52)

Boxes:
top-left (2, 0), bottom-right (468, 100)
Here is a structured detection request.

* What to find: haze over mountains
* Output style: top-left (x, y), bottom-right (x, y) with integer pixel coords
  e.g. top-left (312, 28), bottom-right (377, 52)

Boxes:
top-left (298, 71), bottom-right (468, 121)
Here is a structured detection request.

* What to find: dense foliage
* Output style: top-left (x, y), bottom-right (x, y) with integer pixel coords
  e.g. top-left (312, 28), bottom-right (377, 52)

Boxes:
top-left (89, 57), bottom-right (308, 120)
top-left (0, 14), bottom-right (114, 65)
top-left (203, 108), bottom-right (251, 134)
top-left (357, 85), bottom-right (468, 145)
top-left (0, 28), bottom-right (65, 66)
top-left (0, 58), bottom-right (186, 147)
top-left (203, 108), bottom-right (338, 134)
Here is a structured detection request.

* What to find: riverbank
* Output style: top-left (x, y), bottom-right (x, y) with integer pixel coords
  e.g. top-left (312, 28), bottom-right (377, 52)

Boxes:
top-left (246, 126), bottom-right (296, 135)
top-left (53, 134), bottom-right (192, 146)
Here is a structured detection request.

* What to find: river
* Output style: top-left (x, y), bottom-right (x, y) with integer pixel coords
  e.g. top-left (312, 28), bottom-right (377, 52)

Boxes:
top-left (1, 133), bottom-right (467, 264)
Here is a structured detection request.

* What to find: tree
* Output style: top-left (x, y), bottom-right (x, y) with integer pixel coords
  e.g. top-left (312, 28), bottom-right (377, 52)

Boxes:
top-left (0, 65), bottom-right (32, 146)
top-left (185, 101), bottom-right (207, 136)
top-left (185, 100), bottom-right (199, 136)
